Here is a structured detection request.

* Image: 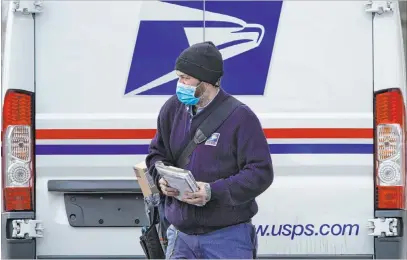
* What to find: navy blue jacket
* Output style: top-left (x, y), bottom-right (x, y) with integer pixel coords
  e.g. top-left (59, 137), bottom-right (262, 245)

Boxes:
top-left (145, 88), bottom-right (274, 234)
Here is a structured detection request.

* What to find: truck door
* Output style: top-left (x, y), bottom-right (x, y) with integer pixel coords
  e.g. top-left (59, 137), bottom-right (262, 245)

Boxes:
top-left (202, 1), bottom-right (376, 257)
top-left (33, 1), bottom-right (204, 257)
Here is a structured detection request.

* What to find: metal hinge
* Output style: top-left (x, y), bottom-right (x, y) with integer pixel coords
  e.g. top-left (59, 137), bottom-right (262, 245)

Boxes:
top-left (12, 0), bottom-right (43, 15)
top-left (12, 219), bottom-right (44, 239)
top-left (367, 218), bottom-right (399, 237)
top-left (365, 1), bottom-right (393, 14)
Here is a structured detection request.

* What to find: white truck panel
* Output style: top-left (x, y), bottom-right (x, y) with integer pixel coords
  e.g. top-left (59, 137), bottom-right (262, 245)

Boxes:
top-left (32, 0), bottom-right (375, 257)
top-left (373, 1), bottom-right (407, 99)
top-left (1, 6), bottom-right (35, 104)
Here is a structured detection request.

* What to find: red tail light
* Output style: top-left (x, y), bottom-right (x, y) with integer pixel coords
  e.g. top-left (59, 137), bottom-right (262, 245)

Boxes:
top-left (374, 88), bottom-right (406, 209)
top-left (2, 89), bottom-right (35, 211)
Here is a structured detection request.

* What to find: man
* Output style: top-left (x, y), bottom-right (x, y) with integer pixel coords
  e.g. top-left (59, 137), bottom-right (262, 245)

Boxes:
top-left (145, 41), bottom-right (274, 259)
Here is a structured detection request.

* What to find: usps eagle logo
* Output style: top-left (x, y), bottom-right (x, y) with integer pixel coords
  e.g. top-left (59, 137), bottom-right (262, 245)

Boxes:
top-left (124, 1), bottom-right (282, 96)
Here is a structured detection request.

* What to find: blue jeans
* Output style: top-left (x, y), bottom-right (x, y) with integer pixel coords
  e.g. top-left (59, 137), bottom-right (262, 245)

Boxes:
top-left (158, 198), bottom-right (171, 243)
top-left (166, 222), bottom-right (258, 259)
top-left (166, 225), bottom-right (177, 259)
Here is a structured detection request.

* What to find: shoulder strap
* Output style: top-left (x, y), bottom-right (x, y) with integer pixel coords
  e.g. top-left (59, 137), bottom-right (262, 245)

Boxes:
top-left (176, 96), bottom-right (243, 168)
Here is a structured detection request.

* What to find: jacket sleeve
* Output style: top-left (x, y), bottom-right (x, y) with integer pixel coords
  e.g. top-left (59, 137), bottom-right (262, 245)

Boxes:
top-left (209, 105), bottom-right (274, 206)
top-left (145, 106), bottom-right (174, 191)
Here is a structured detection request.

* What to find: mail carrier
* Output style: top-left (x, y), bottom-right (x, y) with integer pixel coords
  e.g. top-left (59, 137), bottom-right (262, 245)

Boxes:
top-left (1, 0), bottom-right (407, 259)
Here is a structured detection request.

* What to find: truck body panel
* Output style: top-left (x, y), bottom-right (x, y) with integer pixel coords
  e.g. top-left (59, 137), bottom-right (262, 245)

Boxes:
top-left (2, 0), bottom-right (407, 258)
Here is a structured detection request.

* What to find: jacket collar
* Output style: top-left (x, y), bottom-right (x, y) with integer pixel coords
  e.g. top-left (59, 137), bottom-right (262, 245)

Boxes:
top-left (186, 88), bottom-right (227, 116)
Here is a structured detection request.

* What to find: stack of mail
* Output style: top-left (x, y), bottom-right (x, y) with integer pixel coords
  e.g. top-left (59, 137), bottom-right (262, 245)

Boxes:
top-left (155, 161), bottom-right (199, 201)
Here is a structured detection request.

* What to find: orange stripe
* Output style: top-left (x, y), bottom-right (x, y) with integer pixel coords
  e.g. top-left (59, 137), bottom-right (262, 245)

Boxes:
top-left (36, 128), bottom-right (373, 140)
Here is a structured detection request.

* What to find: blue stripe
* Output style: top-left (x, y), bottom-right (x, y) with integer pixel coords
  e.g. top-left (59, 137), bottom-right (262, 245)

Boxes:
top-left (271, 144), bottom-right (373, 154)
top-left (35, 144), bottom-right (373, 155)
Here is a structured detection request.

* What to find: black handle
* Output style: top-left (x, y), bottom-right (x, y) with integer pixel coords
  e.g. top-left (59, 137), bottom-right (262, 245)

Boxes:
top-left (47, 180), bottom-right (142, 193)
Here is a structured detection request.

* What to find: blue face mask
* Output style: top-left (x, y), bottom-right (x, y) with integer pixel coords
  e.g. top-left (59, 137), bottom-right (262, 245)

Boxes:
top-left (176, 82), bottom-right (200, 105)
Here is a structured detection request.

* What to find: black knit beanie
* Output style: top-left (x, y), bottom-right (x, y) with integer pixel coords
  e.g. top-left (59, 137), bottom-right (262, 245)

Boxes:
top-left (175, 41), bottom-right (223, 86)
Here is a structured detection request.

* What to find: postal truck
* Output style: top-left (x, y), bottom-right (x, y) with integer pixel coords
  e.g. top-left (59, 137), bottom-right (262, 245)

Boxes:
top-left (1, 0), bottom-right (407, 259)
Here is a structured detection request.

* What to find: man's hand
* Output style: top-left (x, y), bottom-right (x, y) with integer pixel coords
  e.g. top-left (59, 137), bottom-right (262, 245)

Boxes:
top-left (182, 182), bottom-right (211, 206)
top-left (159, 178), bottom-right (179, 197)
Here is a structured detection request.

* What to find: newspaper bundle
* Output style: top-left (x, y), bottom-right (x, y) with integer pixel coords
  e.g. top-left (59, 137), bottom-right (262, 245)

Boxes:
top-left (155, 161), bottom-right (199, 201)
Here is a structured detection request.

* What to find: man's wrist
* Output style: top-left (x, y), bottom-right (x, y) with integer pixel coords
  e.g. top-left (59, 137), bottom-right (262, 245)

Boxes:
top-left (204, 183), bottom-right (211, 202)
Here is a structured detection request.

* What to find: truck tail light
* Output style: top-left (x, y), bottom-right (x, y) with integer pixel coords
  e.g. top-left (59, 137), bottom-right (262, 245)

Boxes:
top-left (2, 89), bottom-right (35, 211)
top-left (374, 88), bottom-right (406, 210)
